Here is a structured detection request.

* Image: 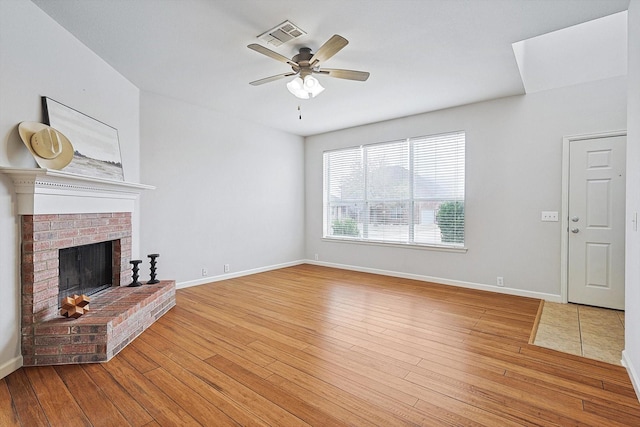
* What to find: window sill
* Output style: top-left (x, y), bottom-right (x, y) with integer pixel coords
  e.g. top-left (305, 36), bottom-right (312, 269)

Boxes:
top-left (321, 237), bottom-right (468, 253)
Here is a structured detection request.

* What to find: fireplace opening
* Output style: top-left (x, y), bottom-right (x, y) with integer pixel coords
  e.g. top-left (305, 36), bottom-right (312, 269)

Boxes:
top-left (59, 241), bottom-right (114, 307)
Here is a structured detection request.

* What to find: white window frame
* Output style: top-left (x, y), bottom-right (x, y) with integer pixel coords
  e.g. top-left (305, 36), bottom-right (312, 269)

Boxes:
top-left (323, 131), bottom-right (466, 251)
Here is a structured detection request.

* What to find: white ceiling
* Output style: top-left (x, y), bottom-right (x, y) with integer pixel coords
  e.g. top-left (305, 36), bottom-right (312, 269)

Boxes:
top-left (31, 0), bottom-right (629, 137)
top-left (513, 11), bottom-right (628, 93)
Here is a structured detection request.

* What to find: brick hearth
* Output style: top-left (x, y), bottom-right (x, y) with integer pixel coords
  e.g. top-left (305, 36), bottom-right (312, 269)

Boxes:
top-left (28, 281), bottom-right (175, 365)
top-left (21, 212), bottom-right (175, 366)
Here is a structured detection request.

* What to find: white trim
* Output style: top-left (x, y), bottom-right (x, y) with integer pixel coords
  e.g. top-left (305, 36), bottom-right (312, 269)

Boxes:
top-left (306, 260), bottom-right (562, 302)
top-left (560, 136), bottom-right (570, 304)
top-left (321, 237), bottom-right (467, 253)
top-left (176, 260), bottom-right (306, 289)
top-left (0, 355), bottom-right (23, 379)
top-left (176, 258), bottom-right (562, 301)
top-left (0, 167), bottom-right (154, 215)
top-left (622, 350), bottom-right (640, 402)
top-left (560, 130), bottom-right (627, 304)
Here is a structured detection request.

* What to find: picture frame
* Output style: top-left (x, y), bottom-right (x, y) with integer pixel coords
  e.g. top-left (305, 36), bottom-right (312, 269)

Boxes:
top-left (42, 97), bottom-right (125, 181)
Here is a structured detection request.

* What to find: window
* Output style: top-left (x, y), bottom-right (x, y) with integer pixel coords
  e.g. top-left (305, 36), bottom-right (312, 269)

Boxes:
top-left (323, 131), bottom-right (465, 248)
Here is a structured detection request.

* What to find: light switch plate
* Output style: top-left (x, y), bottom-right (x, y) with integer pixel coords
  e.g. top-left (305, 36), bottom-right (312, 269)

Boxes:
top-left (541, 211), bottom-right (559, 222)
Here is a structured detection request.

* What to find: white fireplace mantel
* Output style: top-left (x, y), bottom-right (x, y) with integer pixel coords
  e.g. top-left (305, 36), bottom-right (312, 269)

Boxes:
top-left (0, 167), bottom-right (154, 215)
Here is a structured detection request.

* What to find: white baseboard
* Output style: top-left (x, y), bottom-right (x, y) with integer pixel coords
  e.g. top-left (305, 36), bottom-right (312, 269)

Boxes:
top-left (0, 355), bottom-right (23, 379)
top-left (305, 260), bottom-right (563, 302)
top-left (622, 350), bottom-right (640, 402)
top-left (176, 259), bottom-right (306, 289)
top-left (177, 258), bottom-right (563, 302)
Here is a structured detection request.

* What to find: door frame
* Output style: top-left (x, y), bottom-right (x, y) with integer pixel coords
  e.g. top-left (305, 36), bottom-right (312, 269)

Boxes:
top-left (560, 130), bottom-right (627, 304)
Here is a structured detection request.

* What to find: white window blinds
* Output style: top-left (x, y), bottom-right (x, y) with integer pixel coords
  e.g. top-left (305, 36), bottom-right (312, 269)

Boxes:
top-left (323, 131), bottom-right (465, 247)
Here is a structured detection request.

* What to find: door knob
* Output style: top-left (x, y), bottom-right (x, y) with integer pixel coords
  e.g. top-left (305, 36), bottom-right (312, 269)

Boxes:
top-left (571, 216), bottom-right (579, 222)
top-left (571, 228), bottom-right (580, 233)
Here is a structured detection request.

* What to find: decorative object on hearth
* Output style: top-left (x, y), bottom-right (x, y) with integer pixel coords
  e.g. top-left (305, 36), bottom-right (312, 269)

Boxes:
top-left (129, 259), bottom-right (142, 287)
top-left (147, 253), bottom-right (160, 284)
top-left (60, 294), bottom-right (90, 318)
top-left (42, 96), bottom-right (125, 181)
top-left (18, 122), bottom-right (74, 170)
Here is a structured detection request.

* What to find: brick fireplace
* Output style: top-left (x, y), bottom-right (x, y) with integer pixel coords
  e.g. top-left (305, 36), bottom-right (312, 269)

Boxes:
top-left (22, 212), bottom-right (133, 323)
top-left (1, 167), bottom-right (175, 366)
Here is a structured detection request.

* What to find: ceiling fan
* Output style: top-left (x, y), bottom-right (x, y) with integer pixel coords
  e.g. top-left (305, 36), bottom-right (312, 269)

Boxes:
top-left (247, 34), bottom-right (370, 99)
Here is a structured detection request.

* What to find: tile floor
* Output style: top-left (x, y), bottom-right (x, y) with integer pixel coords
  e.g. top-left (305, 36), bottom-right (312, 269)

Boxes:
top-left (533, 302), bottom-right (625, 365)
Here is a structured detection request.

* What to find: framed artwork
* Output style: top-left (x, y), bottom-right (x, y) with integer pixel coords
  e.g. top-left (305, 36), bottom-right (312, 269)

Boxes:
top-left (42, 97), bottom-right (125, 181)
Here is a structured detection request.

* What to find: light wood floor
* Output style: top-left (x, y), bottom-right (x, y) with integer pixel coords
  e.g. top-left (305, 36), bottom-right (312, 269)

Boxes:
top-left (2, 264), bottom-right (639, 426)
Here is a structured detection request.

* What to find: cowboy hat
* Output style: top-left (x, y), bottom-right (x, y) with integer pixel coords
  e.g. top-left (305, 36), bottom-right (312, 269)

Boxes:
top-left (18, 122), bottom-right (74, 170)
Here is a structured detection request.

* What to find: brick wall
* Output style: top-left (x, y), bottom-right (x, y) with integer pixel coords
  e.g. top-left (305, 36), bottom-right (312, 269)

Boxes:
top-left (22, 212), bottom-right (175, 366)
top-left (21, 212), bottom-right (132, 326)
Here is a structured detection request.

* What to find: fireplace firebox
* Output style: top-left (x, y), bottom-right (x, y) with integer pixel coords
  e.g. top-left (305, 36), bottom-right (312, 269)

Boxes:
top-left (58, 240), bottom-right (114, 307)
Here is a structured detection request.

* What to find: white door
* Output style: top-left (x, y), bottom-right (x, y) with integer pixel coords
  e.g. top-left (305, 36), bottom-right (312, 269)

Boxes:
top-left (568, 135), bottom-right (626, 310)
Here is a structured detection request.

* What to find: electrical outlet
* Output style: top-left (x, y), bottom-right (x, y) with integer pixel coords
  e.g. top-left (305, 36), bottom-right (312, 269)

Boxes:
top-left (497, 276), bottom-right (504, 287)
top-left (314, 253), bottom-right (319, 261)
top-left (201, 268), bottom-right (208, 277)
top-left (224, 264), bottom-right (230, 273)
top-left (541, 211), bottom-right (559, 222)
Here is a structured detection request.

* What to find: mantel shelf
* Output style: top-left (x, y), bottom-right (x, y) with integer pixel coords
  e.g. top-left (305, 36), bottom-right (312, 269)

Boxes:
top-left (0, 167), bottom-right (155, 215)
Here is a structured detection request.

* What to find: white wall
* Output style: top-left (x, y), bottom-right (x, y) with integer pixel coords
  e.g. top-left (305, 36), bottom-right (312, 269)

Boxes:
top-left (139, 92), bottom-right (305, 286)
top-left (0, 1), bottom-right (140, 377)
top-left (624, 0), bottom-right (640, 395)
top-left (305, 77), bottom-right (627, 299)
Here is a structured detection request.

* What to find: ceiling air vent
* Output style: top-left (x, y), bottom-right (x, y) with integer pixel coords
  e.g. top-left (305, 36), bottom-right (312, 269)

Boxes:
top-left (257, 20), bottom-right (306, 47)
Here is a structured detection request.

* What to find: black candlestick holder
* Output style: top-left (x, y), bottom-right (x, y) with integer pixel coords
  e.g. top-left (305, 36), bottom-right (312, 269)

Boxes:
top-left (147, 253), bottom-right (160, 284)
top-left (129, 259), bottom-right (143, 287)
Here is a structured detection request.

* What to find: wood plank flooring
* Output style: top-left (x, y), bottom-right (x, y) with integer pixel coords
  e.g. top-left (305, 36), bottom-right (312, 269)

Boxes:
top-left (2, 264), bottom-right (639, 426)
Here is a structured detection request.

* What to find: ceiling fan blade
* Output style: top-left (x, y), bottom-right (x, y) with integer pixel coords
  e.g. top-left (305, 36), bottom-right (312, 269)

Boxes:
top-left (317, 68), bottom-right (370, 81)
top-left (309, 35), bottom-right (349, 65)
top-left (249, 72), bottom-right (297, 86)
top-left (248, 43), bottom-right (296, 66)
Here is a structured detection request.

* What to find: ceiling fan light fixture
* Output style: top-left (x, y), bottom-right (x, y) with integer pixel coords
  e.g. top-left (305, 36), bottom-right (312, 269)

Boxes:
top-left (249, 34), bottom-right (368, 99)
top-left (286, 76), bottom-right (309, 99)
top-left (303, 75), bottom-right (325, 97)
top-left (286, 75), bottom-right (325, 99)
top-left (303, 75), bottom-right (319, 89)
